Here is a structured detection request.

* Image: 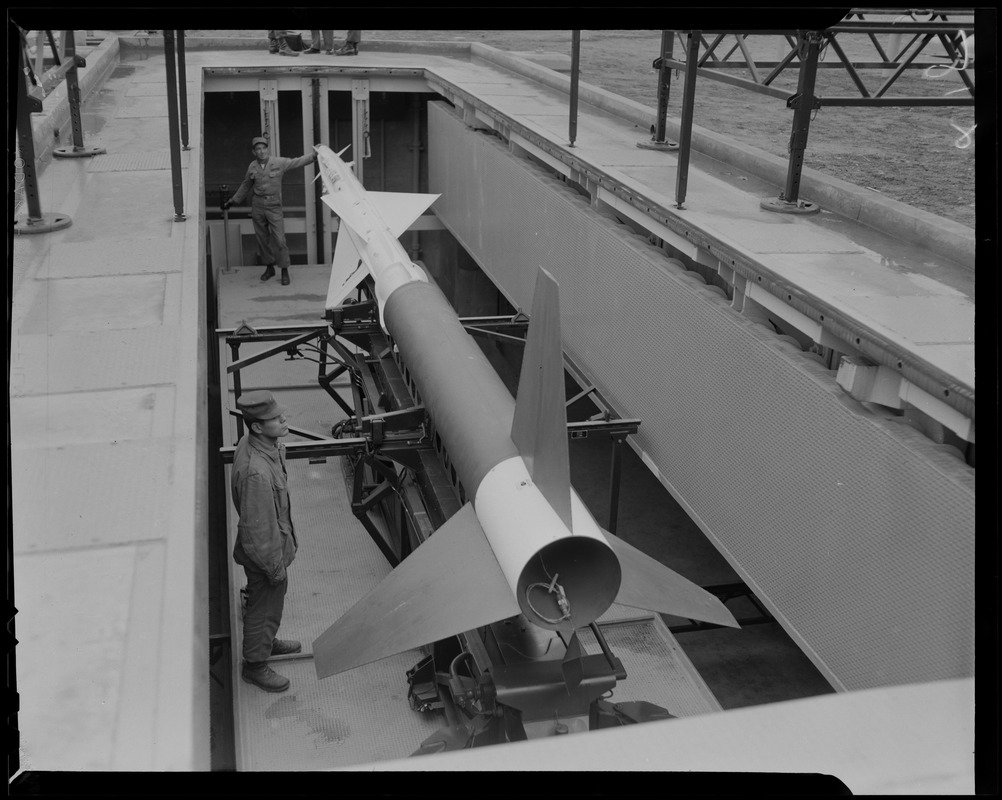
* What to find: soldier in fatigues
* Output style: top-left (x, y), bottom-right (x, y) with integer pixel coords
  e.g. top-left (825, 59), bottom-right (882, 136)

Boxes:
top-left (223, 137), bottom-right (318, 285)
top-left (231, 391), bottom-right (300, 692)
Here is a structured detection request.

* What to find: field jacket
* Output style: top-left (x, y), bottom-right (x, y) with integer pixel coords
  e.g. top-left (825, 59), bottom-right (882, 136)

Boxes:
top-left (230, 154), bottom-right (314, 208)
top-left (231, 432), bottom-right (298, 581)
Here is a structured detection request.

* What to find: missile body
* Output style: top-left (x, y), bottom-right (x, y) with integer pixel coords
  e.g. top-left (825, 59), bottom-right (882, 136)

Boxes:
top-left (312, 144), bottom-right (737, 678)
top-left (384, 279), bottom-right (621, 631)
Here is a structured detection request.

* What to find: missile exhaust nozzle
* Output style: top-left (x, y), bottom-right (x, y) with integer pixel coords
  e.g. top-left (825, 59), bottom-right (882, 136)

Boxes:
top-left (518, 537), bottom-right (622, 632)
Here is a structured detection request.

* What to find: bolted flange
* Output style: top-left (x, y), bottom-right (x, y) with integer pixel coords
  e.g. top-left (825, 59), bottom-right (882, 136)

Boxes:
top-left (53, 145), bottom-right (107, 159)
top-left (636, 139), bottom-right (679, 152)
top-left (760, 197), bottom-right (821, 215)
top-left (14, 212), bottom-right (73, 235)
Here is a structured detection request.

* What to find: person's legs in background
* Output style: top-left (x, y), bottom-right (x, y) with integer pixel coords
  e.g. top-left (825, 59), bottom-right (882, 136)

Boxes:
top-left (251, 206), bottom-right (277, 281)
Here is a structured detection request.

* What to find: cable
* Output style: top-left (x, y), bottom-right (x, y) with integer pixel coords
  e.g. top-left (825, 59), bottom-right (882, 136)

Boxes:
top-left (449, 650), bottom-right (475, 681)
top-left (524, 556), bottom-right (572, 625)
top-left (498, 636), bottom-right (555, 661)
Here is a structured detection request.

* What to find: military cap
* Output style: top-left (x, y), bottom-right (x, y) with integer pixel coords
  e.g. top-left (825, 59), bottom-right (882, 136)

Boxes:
top-left (251, 136), bottom-right (269, 147)
top-left (237, 390), bottom-right (287, 421)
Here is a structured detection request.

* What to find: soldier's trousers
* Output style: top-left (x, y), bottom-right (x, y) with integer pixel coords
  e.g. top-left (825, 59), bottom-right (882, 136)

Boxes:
top-left (251, 203), bottom-right (291, 270)
top-left (242, 564), bottom-right (288, 663)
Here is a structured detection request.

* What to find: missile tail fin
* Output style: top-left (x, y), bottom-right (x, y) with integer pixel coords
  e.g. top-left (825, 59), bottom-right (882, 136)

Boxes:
top-left (325, 227), bottom-right (370, 311)
top-left (603, 529), bottom-right (740, 628)
top-left (367, 191), bottom-right (440, 238)
top-left (313, 504), bottom-right (521, 678)
top-left (511, 268), bottom-right (573, 530)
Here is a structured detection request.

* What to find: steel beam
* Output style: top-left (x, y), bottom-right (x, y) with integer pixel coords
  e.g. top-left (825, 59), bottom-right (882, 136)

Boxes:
top-left (177, 30), bottom-right (189, 150)
top-left (164, 30), bottom-right (185, 221)
top-left (569, 30), bottom-right (580, 147)
top-left (13, 36), bottom-right (71, 234)
top-left (674, 31), bottom-right (699, 209)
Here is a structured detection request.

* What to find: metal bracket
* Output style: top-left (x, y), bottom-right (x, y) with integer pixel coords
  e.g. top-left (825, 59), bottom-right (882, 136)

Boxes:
top-left (786, 92), bottom-right (823, 110)
top-left (361, 406), bottom-right (427, 436)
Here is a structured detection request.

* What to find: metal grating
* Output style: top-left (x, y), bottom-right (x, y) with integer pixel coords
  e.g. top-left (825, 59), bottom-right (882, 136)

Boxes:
top-left (11, 438), bottom-right (175, 554)
top-left (583, 615), bottom-right (721, 717)
top-left (36, 237), bottom-right (182, 278)
top-left (428, 102), bottom-right (975, 692)
top-left (234, 653), bottom-right (444, 769)
top-left (226, 349), bottom-right (447, 768)
top-left (9, 327), bottom-right (181, 397)
top-left (17, 274), bottom-right (167, 334)
top-left (86, 150), bottom-right (177, 171)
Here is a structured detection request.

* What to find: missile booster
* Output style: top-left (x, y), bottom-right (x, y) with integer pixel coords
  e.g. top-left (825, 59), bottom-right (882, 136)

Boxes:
top-left (311, 144), bottom-right (738, 679)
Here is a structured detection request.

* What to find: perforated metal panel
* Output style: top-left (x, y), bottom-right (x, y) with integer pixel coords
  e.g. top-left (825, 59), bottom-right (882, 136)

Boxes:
top-left (585, 613), bottom-right (722, 717)
top-left (86, 150), bottom-right (175, 171)
top-left (428, 102), bottom-right (975, 692)
top-left (228, 391), bottom-right (444, 768)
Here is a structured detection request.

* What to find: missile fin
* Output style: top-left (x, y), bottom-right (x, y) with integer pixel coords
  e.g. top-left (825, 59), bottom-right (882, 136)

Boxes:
top-left (603, 529), bottom-right (740, 628)
top-left (511, 268), bottom-right (573, 530)
top-left (367, 191), bottom-right (440, 238)
top-left (313, 503), bottom-right (522, 678)
top-left (561, 631), bottom-right (584, 692)
top-left (325, 226), bottom-right (370, 310)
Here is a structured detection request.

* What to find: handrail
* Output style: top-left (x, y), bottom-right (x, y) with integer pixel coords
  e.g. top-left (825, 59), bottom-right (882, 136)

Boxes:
top-left (13, 29), bottom-right (106, 235)
top-left (642, 18), bottom-right (975, 214)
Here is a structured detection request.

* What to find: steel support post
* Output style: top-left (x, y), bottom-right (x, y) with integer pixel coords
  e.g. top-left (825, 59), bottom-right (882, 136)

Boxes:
top-left (607, 434), bottom-right (626, 536)
top-left (761, 32), bottom-right (822, 214)
top-left (164, 31), bottom-right (186, 220)
top-left (638, 30), bottom-right (679, 151)
top-left (569, 30), bottom-right (580, 147)
top-left (312, 77), bottom-right (325, 259)
top-left (674, 31), bottom-right (700, 209)
top-left (13, 40), bottom-right (72, 234)
top-left (352, 80), bottom-right (370, 185)
top-left (219, 183), bottom-right (235, 273)
top-left (53, 30), bottom-right (106, 159)
top-left (230, 341), bottom-right (244, 442)
top-left (177, 30), bottom-right (190, 150)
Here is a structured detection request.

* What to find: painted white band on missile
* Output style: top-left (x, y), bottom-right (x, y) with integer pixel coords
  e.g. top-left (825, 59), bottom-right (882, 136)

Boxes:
top-left (474, 456), bottom-right (621, 631)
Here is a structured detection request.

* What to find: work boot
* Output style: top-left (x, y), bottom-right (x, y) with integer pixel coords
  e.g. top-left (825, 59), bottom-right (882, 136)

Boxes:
top-left (242, 662), bottom-right (290, 693)
top-left (281, 268), bottom-right (290, 285)
top-left (268, 38), bottom-right (279, 54)
top-left (260, 264), bottom-right (276, 281)
top-left (334, 43), bottom-right (358, 56)
top-left (304, 46), bottom-right (321, 54)
top-left (271, 639), bottom-right (302, 656)
top-left (278, 37), bottom-right (299, 57)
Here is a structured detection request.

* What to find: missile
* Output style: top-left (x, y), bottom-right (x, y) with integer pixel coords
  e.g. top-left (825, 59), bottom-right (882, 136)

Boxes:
top-left (311, 144), bottom-right (738, 680)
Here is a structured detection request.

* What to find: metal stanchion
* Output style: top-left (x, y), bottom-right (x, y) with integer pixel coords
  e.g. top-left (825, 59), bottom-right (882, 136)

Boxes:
top-left (219, 185), bottom-right (235, 274)
top-left (761, 31), bottom-right (822, 215)
top-left (53, 30), bottom-right (106, 159)
top-left (14, 38), bottom-right (71, 235)
top-left (674, 30), bottom-right (700, 209)
top-left (568, 30), bottom-right (580, 147)
top-left (164, 30), bottom-right (186, 221)
top-left (177, 29), bottom-right (190, 150)
top-left (638, 30), bottom-right (679, 151)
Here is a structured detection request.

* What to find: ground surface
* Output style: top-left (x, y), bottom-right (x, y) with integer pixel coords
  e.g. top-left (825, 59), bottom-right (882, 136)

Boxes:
top-left (211, 28), bottom-right (976, 229)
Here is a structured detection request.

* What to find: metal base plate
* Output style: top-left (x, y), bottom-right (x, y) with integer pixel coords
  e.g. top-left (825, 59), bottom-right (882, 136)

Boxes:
top-left (53, 146), bottom-right (107, 159)
top-left (13, 212), bottom-right (73, 234)
top-left (637, 139), bottom-right (679, 151)
top-left (759, 197), bottom-right (821, 215)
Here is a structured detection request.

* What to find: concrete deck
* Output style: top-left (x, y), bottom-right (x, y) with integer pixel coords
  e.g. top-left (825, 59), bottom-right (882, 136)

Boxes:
top-left (12, 35), bottom-right (207, 771)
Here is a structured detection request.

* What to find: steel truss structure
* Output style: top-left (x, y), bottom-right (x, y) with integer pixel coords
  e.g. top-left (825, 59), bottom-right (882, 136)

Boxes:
top-left (635, 11), bottom-right (976, 210)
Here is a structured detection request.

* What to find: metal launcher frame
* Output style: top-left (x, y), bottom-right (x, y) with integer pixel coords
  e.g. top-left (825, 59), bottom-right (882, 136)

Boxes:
top-left (217, 276), bottom-right (737, 749)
